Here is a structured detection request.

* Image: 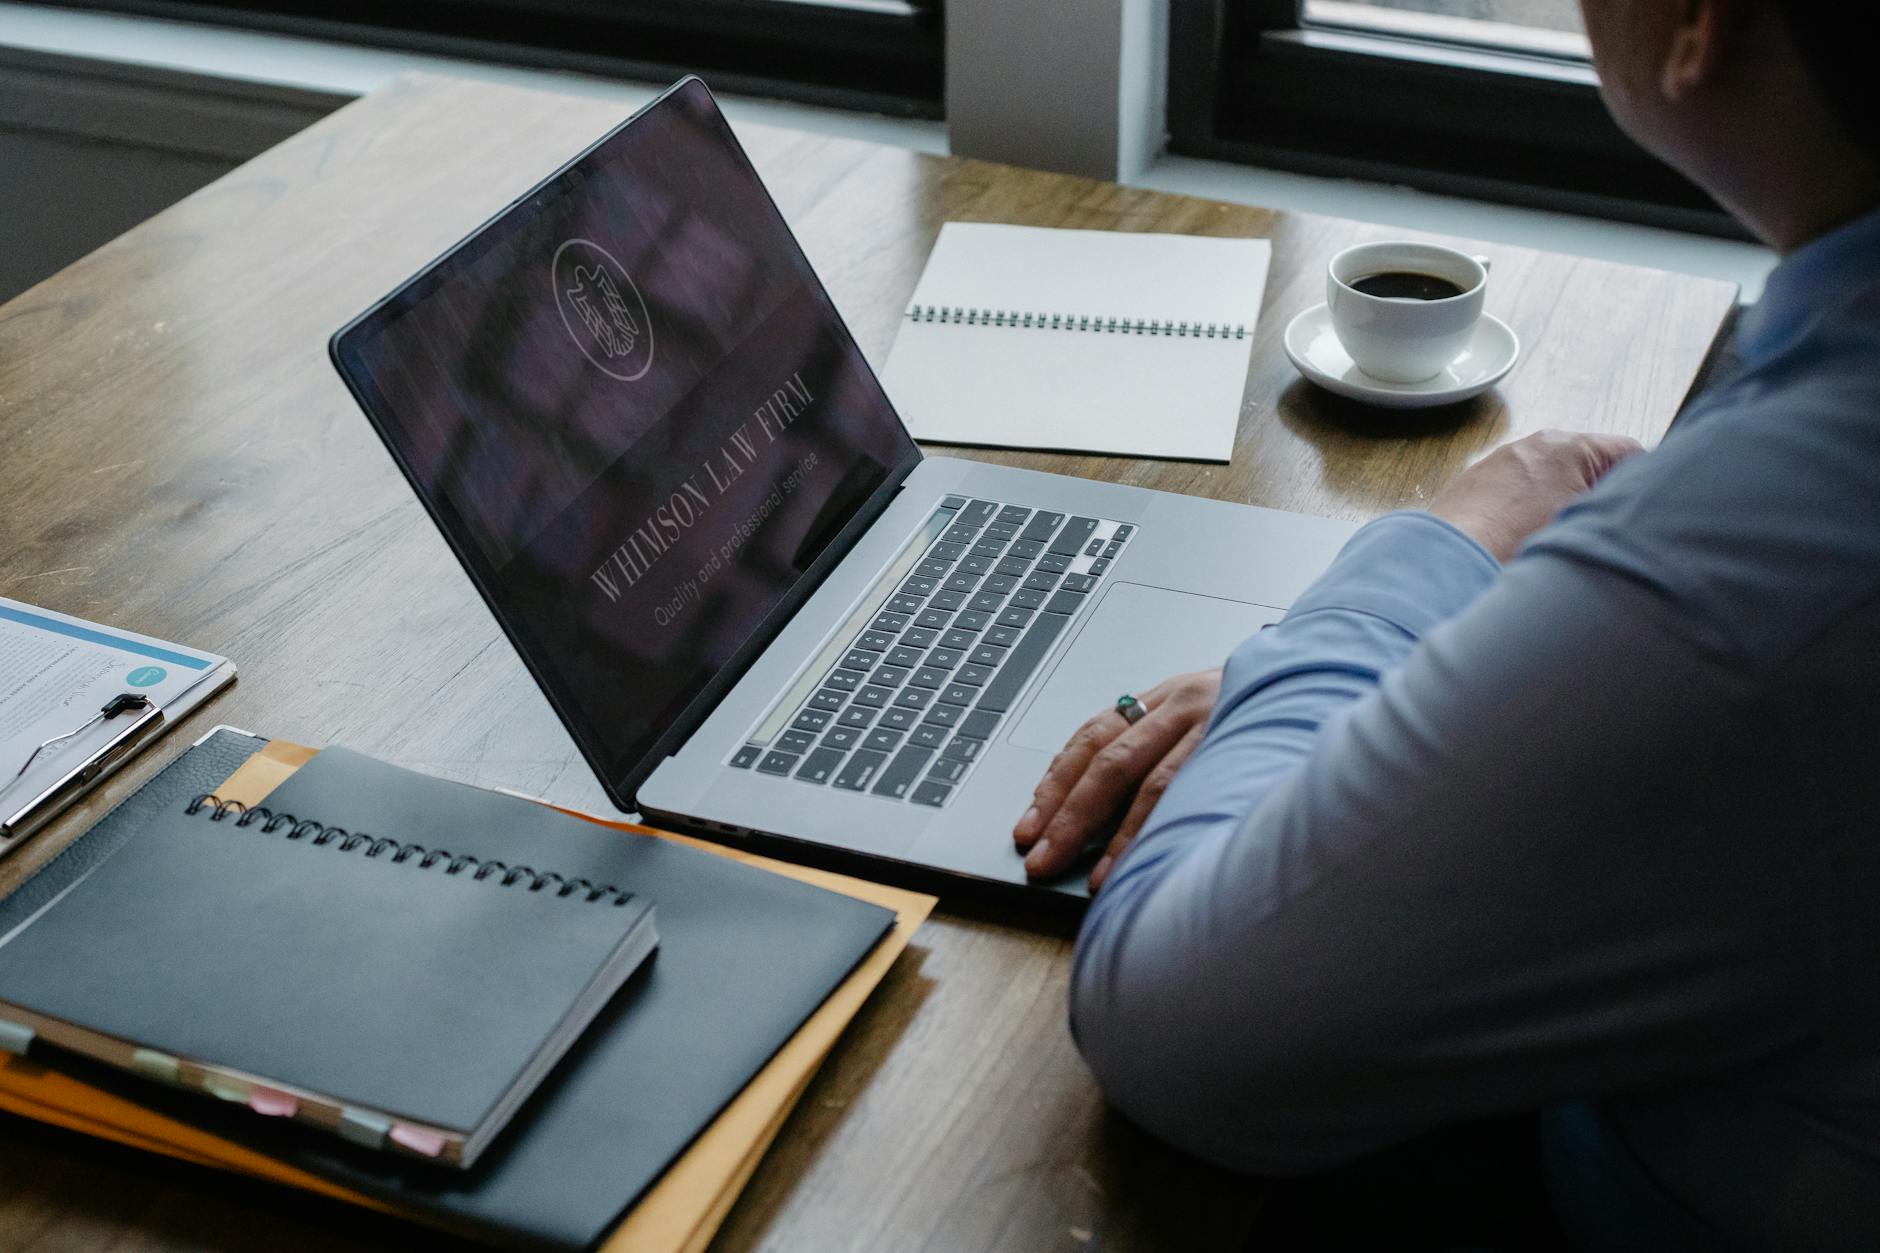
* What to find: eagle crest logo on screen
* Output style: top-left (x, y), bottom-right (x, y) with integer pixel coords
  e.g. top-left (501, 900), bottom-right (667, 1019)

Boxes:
top-left (553, 239), bottom-right (656, 381)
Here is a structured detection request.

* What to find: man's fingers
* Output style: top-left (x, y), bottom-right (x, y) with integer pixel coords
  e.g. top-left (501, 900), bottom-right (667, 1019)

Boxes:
top-left (1014, 711), bottom-right (1124, 849)
top-left (1024, 706), bottom-right (1193, 879)
top-left (1089, 723), bottom-right (1205, 892)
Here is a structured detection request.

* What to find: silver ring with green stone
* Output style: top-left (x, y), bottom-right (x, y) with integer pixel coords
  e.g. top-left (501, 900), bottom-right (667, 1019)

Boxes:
top-left (1115, 694), bottom-right (1148, 725)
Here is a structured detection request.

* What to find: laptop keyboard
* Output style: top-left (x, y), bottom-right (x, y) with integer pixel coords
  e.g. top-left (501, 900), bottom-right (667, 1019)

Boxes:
top-left (727, 495), bottom-right (1134, 807)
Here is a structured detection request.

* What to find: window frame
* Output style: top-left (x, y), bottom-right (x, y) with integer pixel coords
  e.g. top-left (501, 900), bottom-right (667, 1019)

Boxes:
top-left (1171, 0), bottom-right (1744, 238)
top-left (45, 0), bottom-right (944, 117)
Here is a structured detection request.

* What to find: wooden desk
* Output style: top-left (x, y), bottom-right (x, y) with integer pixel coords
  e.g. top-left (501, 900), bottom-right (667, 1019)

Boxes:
top-left (0, 74), bottom-right (1736, 1252)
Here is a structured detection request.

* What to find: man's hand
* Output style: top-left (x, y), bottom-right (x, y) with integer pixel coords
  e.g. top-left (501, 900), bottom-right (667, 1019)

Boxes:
top-left (1014, 668), bottom-right (1222, 891)
top-left (1428, 429), bottom-right (1645, 562)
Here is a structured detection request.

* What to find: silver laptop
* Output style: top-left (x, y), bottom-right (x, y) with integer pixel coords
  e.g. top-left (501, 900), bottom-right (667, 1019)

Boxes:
top-left (331, 78), bottom-right (1356, 901)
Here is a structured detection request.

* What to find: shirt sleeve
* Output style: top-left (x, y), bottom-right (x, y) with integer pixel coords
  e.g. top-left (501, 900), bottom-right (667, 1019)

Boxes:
top-left (1068, 511), bottom-right (1825, 1175)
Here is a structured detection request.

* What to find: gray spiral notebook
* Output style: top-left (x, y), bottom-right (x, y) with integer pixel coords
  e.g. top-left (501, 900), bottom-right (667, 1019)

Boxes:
top-left (0, 788), bottom-right (657, 1169)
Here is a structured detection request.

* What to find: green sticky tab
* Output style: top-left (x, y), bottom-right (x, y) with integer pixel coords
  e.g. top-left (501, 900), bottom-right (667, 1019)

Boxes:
top-left (0, 1020), bottom-right (34, 1056)
top-left (338, 1107), bottom-right (391, 1149)
top-left (129, 1048), bottom-right (181, 1084)
top-left (202, 1074), bottom-right (252, 1103)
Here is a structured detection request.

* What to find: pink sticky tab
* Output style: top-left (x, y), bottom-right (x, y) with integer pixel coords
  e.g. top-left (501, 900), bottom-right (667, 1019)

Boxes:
top-left (389, 1122), bottom-right (448, 1158)
top-left (247, 1087), bottom-right (299, 1118)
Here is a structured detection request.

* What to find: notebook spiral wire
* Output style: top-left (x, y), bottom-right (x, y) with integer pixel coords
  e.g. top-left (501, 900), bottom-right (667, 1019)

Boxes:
top-left (904, 304), bottom-right (1250, 339)
top-left (184, 794), bottom-right (634, 905)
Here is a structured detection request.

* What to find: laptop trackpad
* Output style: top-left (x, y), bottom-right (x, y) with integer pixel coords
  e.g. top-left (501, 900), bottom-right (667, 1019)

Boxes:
top-left (1009, 582), bottom-right (1283, 751)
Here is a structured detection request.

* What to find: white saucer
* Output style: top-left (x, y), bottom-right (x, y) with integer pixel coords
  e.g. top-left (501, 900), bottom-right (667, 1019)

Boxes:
top-left (1283, 303), bottom-right (1520, 409)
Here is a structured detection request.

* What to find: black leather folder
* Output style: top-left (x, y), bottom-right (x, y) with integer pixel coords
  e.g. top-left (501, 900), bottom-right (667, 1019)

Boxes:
top-left (0, 730), bottom-right (895, 1250)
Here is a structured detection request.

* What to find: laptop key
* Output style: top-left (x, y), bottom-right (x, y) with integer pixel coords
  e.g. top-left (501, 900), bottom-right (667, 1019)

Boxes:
top-left (910, 667), bottom-right (948, 689)
top-left (944, 572), bottom-right (980, 593)
top-left (915, 608), bottom-right (952, 630)
top-left (796, 748), bottom-right (845, 784)
top-left (888, 594), bottom-right (924, 614)
top-left (984, 573), bottom-right (1018, 595)
top-left (902, 627), bottom-right (939, 648)
top-left (929, 756), bottom-right (968, 784)
top-left (955, 663), bottom-right (993, 686)
top-left (1010, 589), bottom-right (1046, 610)
top-left (942, 735), bottom-right (986, 763)
top-left (809, 689), bottom-right (847, 712)
top-left (921, 703), bottom-right (963, 728)
top-left (986, 625), bottom-right (1022, 648)
top-left (872, 746), bottom-right (935, 798)
top-left (968, 592), bottom-right (1005, 614)
top-left (997, 504), bottom-right (1032, 525)
top-left (1036, 554), bottom-right (1071, 574)
top-left (931, 590), bottom-right (967, 611)
top-left (821, 725), bottom-right (862, 751)
top-left (970, 539), bottom-right (1007, 558)
top-left (1114, 524), bottom-right (1135, 540)
top-left (852, 685), bottom-right (893, 708)
top-left (1090, 558), bottom-right (1111, 575)
top-left (879, 706), bottom-right (919, 731)
top-left (894, 687), bottom-right (934, 710)
top-left (840, 649), bottom-right (876, 672)
top-left (825, 669), bottom-right (861, 692)
top-left (959, 554), bottom-right (994, 575)
top-left (1103, 540), bottom-right (1123, 559)
top-left (932, 541), bottom-right (965, 560)
top-left (928, 647), bottom-right (965, 668)
top-left (1022, 572), bottom-right (1059, 592)
top-left (962, 500), bottom-right (999, 525)
top-left (885, 646), bottom-right (924, 669)
top-left (941, 683), bottom-right (977, 706)
top-left (984, 524), bottom-right (1016, 543)
top-left (872, 611), bottom-right (910, 632)
top-left (793, 709), bottom-right (833, 732)
top-left (730, 745), bottom-right (761, 769)
top-left (917, 559), bottom-right (952, 579)
top-left (1060, 574), bottom-right (1098, 593)
top-left (833, 749), bottom-right (888, 792)
top-left (872, 665), bottom-right (911, 688)
top-left (900, 577), bottom-right (937, 598)
top-left (779, 730), bottom-right (817, 754)
top-left (1045, 589), bottom-right (1088, 615)
top-left (758, 751), bottom-right (799, 776)
top-left (910, 723), bottom-right (948, 749)
top-left (1009, 539), bottom-right (1045, 559)
top-left (864, 728), bottom-right (904, 753)
top-left (974, 611), bottom-right (1070, 714)
top-left (1050, 517), bottom-right (1101, 557)
top-left (858, 630), bottom-right (895, 651)
top-left (968, 642), bottom-right (1007, 667)
top-left (996, 557), bottom-right (1031, 577)
top-left (910, 780), bottom-right (952, 807)
top-left (1020, 511), bottom-right (1065, 543)
top-left (940, 628), bottom-right (976, 650)
top-left (958, 709), bottom-right (1001, 741)
top-left (837, 706), bottom-right (876, 729)
top-left (941, 495), bottom-right (969, 510)
top-left (955, 610), bottom-right (991, 631)
top-left (943, 523), bottom-right (980, 544)
top-left (996, 606), bottom-right (1034, 629)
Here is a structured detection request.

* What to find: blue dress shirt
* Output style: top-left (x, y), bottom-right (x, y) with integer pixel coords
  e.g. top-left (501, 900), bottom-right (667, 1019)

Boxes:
top-left (1071, 206), bottom-right (1880, 1253)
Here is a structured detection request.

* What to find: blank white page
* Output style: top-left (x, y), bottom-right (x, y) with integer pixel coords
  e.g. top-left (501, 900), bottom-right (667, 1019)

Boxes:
top-left (879, 223), bottom-right (1271, 460)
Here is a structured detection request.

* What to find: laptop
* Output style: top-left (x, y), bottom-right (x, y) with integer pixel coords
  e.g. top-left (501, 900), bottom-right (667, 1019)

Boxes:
top-left (330, 77), bottom-right (1357, 901)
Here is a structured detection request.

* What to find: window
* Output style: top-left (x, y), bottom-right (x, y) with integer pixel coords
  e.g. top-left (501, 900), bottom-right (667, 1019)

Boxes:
top-left (49, 0), bottom-right (944, 116)
top-left (1170, 0), bottom-right (1739, 236)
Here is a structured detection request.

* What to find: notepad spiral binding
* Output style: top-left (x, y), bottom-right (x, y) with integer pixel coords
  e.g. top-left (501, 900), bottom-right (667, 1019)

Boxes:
top-left (904, 304), bottom-right (1250, 339)
top-left (183, 795), bottom-right (635, 905)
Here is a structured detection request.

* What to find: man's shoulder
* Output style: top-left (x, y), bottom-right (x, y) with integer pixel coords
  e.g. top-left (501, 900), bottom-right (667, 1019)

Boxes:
top-left (1524, 320), bottom-right (1880, 666)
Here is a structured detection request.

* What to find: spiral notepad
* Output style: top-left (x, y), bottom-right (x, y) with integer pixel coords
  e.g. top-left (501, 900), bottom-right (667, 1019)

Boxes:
top-left (0, 789), bottom-right (657, 1168)
top-left (880, 223), bottom-right (1272, 460)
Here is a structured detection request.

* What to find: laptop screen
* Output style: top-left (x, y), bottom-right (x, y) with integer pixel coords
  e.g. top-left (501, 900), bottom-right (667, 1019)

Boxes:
top-left (332, 79), bottom-right (919, 797)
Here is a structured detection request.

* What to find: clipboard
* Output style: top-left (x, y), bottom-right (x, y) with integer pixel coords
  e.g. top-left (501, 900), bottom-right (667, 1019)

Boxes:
top-left (0, 734), bottom-right (933, 1252)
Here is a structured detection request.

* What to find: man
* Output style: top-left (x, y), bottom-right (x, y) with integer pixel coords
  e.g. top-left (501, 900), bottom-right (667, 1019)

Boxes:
top-left (1018, 1), bottom-right (1880, 1247)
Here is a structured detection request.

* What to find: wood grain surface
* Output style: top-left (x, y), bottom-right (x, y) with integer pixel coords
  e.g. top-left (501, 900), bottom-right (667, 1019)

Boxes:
top-left (0, 73), bottom-right (1736, 1253)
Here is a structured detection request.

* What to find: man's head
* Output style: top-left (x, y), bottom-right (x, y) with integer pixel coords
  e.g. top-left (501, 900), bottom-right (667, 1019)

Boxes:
top-left (1578, 0), bottom-right (1879, 250)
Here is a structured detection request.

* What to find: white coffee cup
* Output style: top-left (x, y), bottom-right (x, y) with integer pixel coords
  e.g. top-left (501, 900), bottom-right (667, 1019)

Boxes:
top-left (1326, 242), bottom-right (1490, 384)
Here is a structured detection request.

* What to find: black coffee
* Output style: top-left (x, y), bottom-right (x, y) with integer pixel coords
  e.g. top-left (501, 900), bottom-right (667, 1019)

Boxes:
top-left (1350, 270), bottom-right (1465, 301)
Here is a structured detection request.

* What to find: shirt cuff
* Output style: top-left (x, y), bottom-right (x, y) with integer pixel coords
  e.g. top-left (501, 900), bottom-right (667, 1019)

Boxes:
top-left (1282, 510), bottom-right (1501, 638)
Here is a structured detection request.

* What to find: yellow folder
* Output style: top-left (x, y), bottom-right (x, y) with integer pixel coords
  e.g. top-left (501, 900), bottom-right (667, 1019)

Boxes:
top-left (0, 740), bottom-right (934, 1253)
